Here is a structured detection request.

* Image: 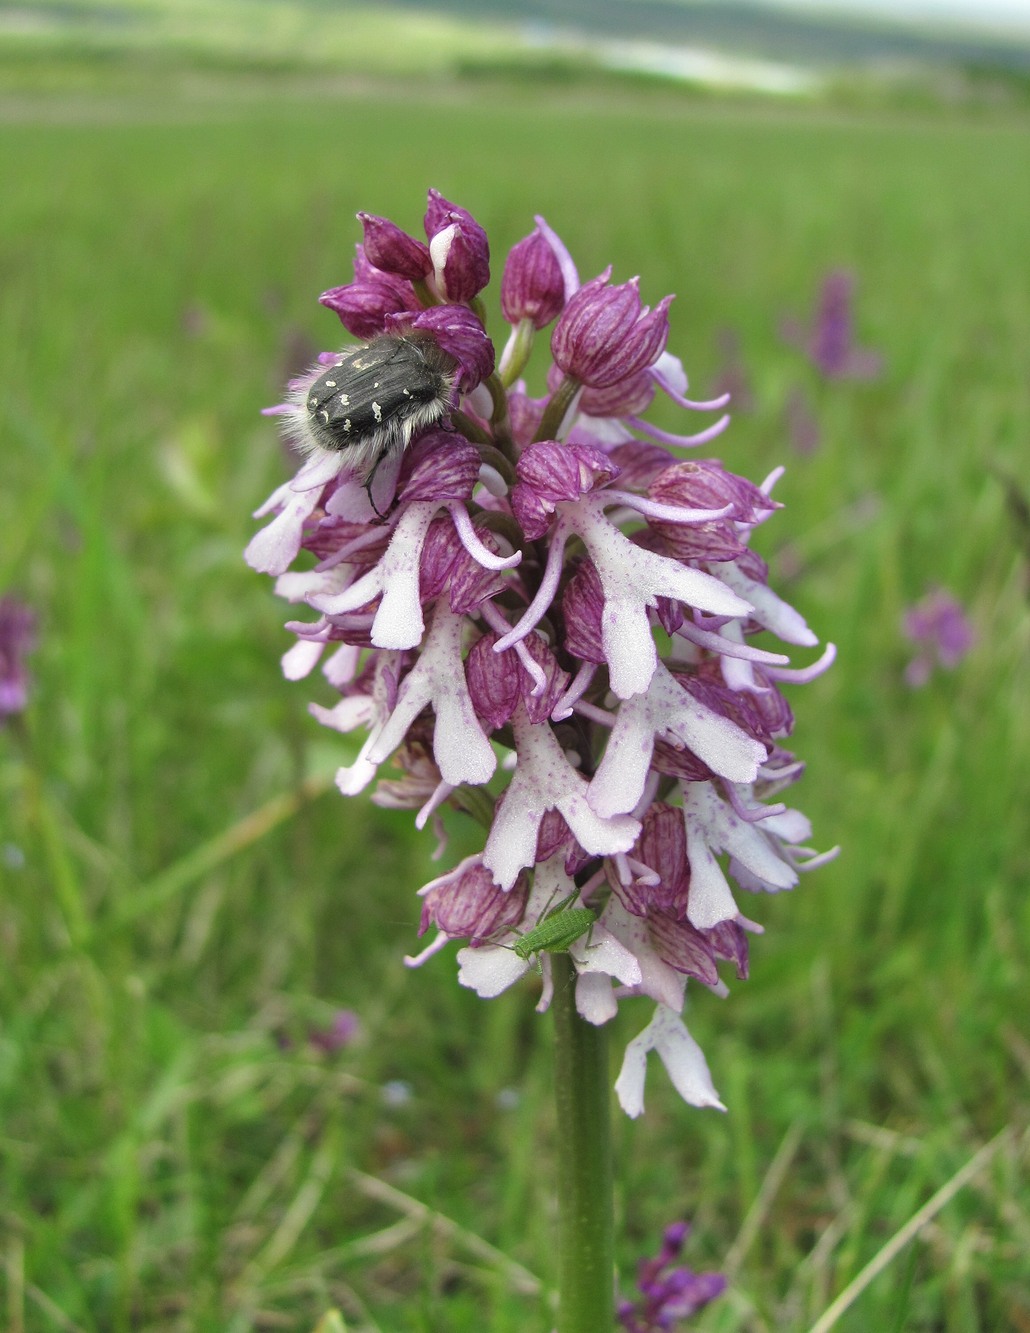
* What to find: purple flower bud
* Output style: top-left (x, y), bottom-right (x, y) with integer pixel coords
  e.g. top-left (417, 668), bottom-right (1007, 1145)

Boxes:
top-left (447, 532), bottom-right (510, 616)
top-left (535, 809), bottom-right (573, 864)
top-left (417, 516), bottom-right (507, 618)
top-left (390, 304), bottom-right (495, 392)
top-left (552, 272), bottom-right (673, 388)
top-left (318, 282), bottom-right (414, 341)
top-left (419, 517), bottom-right (468, 605)
top-left (501, 225), bottom-right (565, 329)
top-left (0, 596), bottom-right (37, 721)
top-left (357, 212), bottom-right (432, 281)
top-left (424, 189), bottom-right (490, 303)
top-left (319, 245), bottom-right (418, 339)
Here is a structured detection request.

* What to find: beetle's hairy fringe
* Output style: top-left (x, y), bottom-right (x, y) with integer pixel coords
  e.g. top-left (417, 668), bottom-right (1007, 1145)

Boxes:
top-left (279, 354), bottom-right (458, 480)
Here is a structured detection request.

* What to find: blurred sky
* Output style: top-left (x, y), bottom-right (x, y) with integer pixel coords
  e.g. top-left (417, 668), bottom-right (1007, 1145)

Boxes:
top-left (775, 0), bottom-right (1030, 31)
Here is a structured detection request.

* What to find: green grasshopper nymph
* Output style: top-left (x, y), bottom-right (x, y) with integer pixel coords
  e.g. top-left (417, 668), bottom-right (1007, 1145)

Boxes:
top-left (512, 889), bottom-right (598, 966)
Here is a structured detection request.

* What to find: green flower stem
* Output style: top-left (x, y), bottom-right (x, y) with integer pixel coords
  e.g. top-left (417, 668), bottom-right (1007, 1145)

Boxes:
top-left (535, 374), bottom-right (581, 442)
top-left (485, 372), bottom-right (515, 452)
top-left (500, 318), bottom-right (535, 388)
top-left (551, 952), bottom-right (615, 1332)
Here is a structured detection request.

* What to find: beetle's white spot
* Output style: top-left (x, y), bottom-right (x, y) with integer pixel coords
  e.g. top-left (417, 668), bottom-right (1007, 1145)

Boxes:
top-left (338, 393), bottom-right (350, 406)
top-left (372, 402), bottom-right (383, 422)
top-left (324, 379), bottom-right (336, 388)
top-left (373, 381), bottom-right (380, 389)
top-left (343, 418), bottom-right (352, 432)
top-left (319, 410), bottom-right (330, 424)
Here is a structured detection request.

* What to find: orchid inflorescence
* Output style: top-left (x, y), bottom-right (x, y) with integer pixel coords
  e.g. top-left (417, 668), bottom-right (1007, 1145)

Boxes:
top-left (246, 190), bottom-right (836, 1117)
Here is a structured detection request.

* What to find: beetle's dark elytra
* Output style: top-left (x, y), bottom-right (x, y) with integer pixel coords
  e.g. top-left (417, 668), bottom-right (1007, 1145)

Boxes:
top-left (305, 334), bottom-right (454, 453)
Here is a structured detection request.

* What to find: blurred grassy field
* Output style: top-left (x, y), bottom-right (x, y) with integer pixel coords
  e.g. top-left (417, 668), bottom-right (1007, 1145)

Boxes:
top-left (1, 74), bottom-right (1029, 1332)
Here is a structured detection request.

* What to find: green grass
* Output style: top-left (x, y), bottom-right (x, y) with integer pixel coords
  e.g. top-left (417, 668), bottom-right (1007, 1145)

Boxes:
top-left (1, 78), bottom-right (1028, 1332)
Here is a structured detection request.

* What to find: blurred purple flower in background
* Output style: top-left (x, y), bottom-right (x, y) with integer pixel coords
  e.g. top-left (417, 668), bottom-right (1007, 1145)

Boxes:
top-left (308, 1009), bottom-right (361, 1054)
top-left (782, 269), bottom-right (882, 381)
top-left (618, 1221), bottom-right (726, 1330)
top-left (247, 191), bottom-right (836, 1117)
top-left (903, 586), bottom-right (975, 687)
top-left (0, 596), bottom-right (37, 723)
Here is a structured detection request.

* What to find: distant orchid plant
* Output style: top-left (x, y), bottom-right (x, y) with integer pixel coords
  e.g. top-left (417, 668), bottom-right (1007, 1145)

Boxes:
top-left (0, 596), bottom-right (37, 724)
top-left (903, 586), bottom-right (974, 687)
top-left (618, 1222), bottom-right (726, 1331)
top-left (783, 269), bottom-right (882, 382)
top-left (247, 191), bottom-right (835, 1328)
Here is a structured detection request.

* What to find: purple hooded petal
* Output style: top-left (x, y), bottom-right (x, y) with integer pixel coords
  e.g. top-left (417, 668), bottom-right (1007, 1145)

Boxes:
top-left (577, 368), bottom-right (656, 418)
top-left (561, 559), bottom-right (607, 665)
top-left (511, 442), bottom-right (621, 537)
top-left (517, 440), bottom-right (620, 502)
top-left (703, 918), bottom-right (750, 979)
top-left (465, 630), bottom-right (521, 729)
top-left (518, 633), bottom-right (571, 724)
top-left (747, 667), bottom-right (796, 738)
top-left (419, 857), bottom-right (529, 940)
top-left (397, 430), bottom-right (481, 505)
top-left (646, 913), bottom-right (720, 985)
top-left (510, 484), bottom-right (553, 541)
top-left (632, 803), bottom-right (691, 917)
top-left (648, 460), bottom-right (776, 561)
top-left (607, 440), bottom-right (677, 490)
top-left (424, 189), bottom-right (484, 242)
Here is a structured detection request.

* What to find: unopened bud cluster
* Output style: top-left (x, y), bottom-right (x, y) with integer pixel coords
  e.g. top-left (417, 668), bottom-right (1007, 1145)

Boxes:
top-left (247, 191), bottom-right (836, 1117)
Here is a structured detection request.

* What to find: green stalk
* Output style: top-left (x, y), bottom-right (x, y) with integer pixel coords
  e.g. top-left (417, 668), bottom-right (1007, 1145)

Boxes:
top-left (535, 374), bottom-right (582, 442)
top-left (551, 952), bottom-right (615, 1332)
